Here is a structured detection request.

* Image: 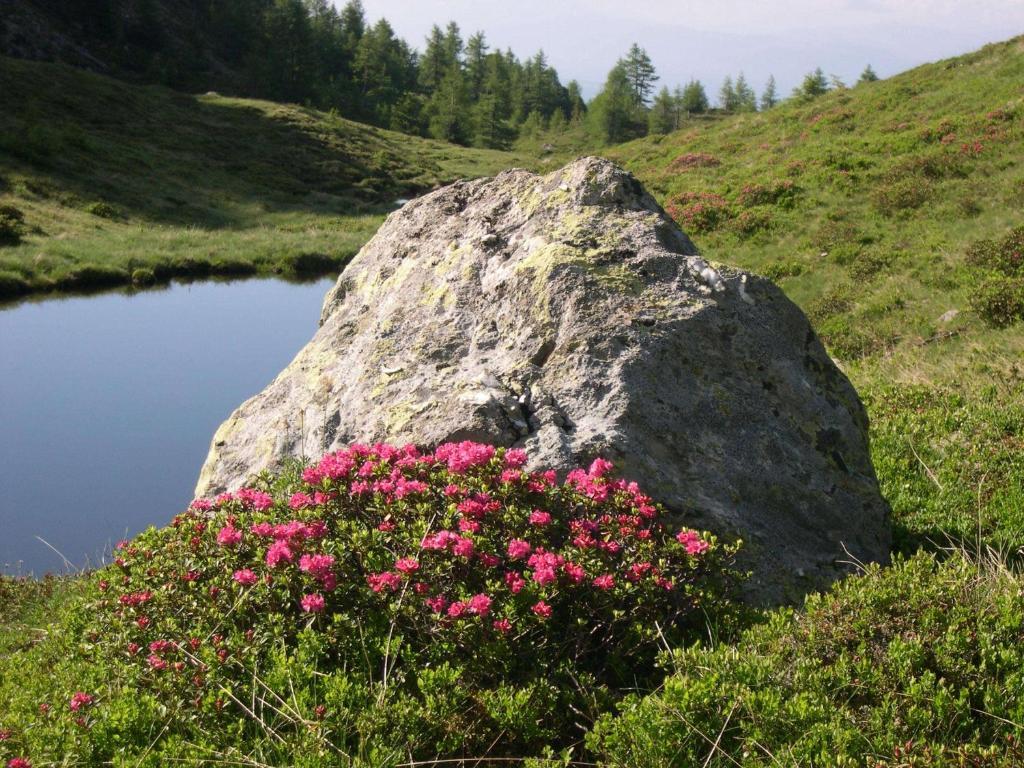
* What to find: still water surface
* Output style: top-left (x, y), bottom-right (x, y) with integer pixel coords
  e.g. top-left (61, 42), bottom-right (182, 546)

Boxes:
top-left (0, 277), bottom-right (334, 575)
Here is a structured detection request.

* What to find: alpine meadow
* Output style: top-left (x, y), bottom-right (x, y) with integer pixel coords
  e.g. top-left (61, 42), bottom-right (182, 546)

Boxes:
top-left (1, 2), bottom-right (1023, 766)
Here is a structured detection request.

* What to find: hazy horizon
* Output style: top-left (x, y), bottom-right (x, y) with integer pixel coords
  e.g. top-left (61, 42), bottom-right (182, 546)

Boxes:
top-left (355, 1), bottom-right (1024, 100)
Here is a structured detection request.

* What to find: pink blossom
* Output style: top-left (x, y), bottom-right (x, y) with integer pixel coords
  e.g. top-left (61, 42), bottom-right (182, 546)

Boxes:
top-left (592, 574), bottom-right (615, 590)
top-left (147, 654), bottom-right (168, 671)
top-left (394, 557), bottom-right (420, 574)
top-left (413, 581), bottom-right (430, 595)
top-left (504, 448), bottom-right (528, 468)
top-left (216, 524), bottom-right (242, 547)
top-left (492, 617), bottom-right (512, 634)
top-left (507, 539), bottom-right (532, 560)
top-left (505, 571), bottom-right (526, 593)
top-left (265, 540), bottom-right (293, 568)
top-left (443, 484), bottom-right (462, 497)
top-left (394, 478), bottom-right (428, 498)
top-left (562, 562), bottom-right (585, 584)
top-left (458, 518), bottom-right (481, 533)
top-left (626, 562), bottom-right (653, 582)
top-left (301, 593), bottom-right (326, 613)
top-left (8, 757), bottom-right (32, 768)
top-left (0, 729), bottom-right (11, 741)
top-left (299, 553), bottom-right (336, 578)
top-left (676, 530), bottom-right (710, 555)
top-left (378, 520), bottom-right (396, 532)
top-left (289, 492), bottom-right (314, 509)
top-left (425, 595), bottom-right (449, 613)
top-left (452, 536), bottom-right (475, 558)
top-left (250, 522), bottom-right (274, 537)
top-left (447, 601), bottom-right (469, 618)
top-left (467, 593), bottom-right (492, 616)
top-left (69, 692), bottom-right (94, 712)
top-left (498, 469), bottom-right (520, 483)
top-left (434, 441), bottom-right (496, 473)
top-left (588, 457), bottom-right (614, 477)
top-left (532, 600), bottom-right (552, 619)
top-left (367, 571), bottom-right (402, 592)
top-left (235, 488), bottom-right (273, 510)
top-left (478, 552), bottom-right (500, 568)
top-left (189, 498), bottom-right (213, 511)
top-left (313, 491), bottom-right (335, 505)
top-left (528, 510), bottom-right (552, 526)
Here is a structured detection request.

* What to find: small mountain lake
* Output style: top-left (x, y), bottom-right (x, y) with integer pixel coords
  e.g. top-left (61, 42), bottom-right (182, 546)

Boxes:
top-left (0, 276), bottom-right (335, 575)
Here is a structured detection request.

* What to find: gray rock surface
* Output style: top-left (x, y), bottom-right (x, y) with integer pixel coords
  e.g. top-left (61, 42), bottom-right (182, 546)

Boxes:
top-left (195, 156), bottom-right (891, 604)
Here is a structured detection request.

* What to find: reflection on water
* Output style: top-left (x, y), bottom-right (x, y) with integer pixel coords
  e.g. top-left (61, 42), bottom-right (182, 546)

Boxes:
top-left (0, 276), bottom-right (334, 575)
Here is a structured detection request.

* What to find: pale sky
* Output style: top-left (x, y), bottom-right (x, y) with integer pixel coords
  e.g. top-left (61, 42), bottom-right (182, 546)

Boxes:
top-left (356, 0), bottom-right (1024, 100)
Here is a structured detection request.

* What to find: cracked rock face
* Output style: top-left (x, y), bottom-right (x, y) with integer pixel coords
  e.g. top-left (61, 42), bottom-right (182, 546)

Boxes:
top-left (195, 156), bottom-right (891, 604)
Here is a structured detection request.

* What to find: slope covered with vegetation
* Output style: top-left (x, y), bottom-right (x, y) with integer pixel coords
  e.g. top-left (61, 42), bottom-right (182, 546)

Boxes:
top-left (607, 36), bottom-right (1024, 387)
top-left (0, 55), bottom-right (521, 299)
top-left (2, 35), bottom-right (1024, 768)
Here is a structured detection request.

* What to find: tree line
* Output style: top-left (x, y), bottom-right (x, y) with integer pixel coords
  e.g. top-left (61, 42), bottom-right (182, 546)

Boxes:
top-left (44, 0), bottom-right (881, 148)
top-left (588, 43), bottom-right (881, 143)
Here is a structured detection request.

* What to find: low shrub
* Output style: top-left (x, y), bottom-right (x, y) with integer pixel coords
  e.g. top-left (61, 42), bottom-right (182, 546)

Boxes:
top-left (966, 226), bottom-right (1024, 276)
top-left (665, 191), bottom-right (732, 233)
top-left (668, 152), bottom-right (720, 172)
top-left (0, 270), bottom-right (31, 298)
top-left (759, 260), bottom-right (804, 281)
top-left (731, 207), bottom-right (774, 237)
top-left (588, 552), bottom-right (1024, 767)
top-left (57, 264), bottom-right (129, 290)
top-left (84, 201), bottom-right (117, 219)
top-left (971, 276), bottom-right (1024, 327)
top-left (130, 268), bottom-right (156, 286)
top-left (0, 443), bottom-right (737, 765)
top-left (872, 177), bottom-right (932, 215)
top-left (0, 204), bottom-right (26, 246)
top-left (737, 179), bottom-right (798, 209)
top-left (280, 251), bottom-right (341, 276)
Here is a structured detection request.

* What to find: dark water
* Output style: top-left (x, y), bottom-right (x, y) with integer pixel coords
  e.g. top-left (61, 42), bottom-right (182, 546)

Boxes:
top-left (0, 277), bottom-right (334, 575)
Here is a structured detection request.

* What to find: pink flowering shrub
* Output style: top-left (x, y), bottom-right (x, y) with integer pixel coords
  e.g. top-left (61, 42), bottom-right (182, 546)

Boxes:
top-left (664, 191), bottom-right (732, 233)
top-left (84, 441), bottom-right (737, 755)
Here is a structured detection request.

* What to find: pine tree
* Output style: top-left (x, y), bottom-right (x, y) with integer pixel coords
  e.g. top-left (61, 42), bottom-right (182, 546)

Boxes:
top-left (760, 75), bottom-right (778, 110)
top-left (623, 43), bottom-right (658, 107)
top-left (734, 72), bottom-right (757, 112)
top-left (418, 25), bottom-right (448, 92)
top-left (427, 62), bottom-right (470, 143)
top-left (648, 86), bottom-right (675, 134)
top-left (464, 32), bottom-right (488, 101)
top-left (588, 60), bottom-right (638, 143)
top-left (680, 79), bottom-right (708, 114)
top-left (858, 64), bottom-right (879, 84)
top-left (566, 80), bottom-right (586, 123)
top-left (719, 75), bottom-right (737, 112)
top-left (793, 67), bottom-right (829, 100)
top-left (339, 0), bottom-right (365, 54)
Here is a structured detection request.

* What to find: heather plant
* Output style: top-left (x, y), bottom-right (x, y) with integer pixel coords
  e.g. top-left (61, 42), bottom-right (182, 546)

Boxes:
top-left (0, 442), bottom-right (736, 764)
top-left (664, 190), bottom-right (732, 232)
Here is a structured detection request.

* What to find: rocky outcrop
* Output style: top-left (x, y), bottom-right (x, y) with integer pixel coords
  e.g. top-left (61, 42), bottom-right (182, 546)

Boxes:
top-left (195, 156), bottom-right (891, 604)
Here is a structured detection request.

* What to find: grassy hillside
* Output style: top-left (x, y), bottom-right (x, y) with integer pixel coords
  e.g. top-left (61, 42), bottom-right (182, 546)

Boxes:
top-left (608, 36), bottom-right (1024, 388)
top-left (2, 38), bottom-right (1024, 767)
top-left (0, 55), bottom-right (523, 299)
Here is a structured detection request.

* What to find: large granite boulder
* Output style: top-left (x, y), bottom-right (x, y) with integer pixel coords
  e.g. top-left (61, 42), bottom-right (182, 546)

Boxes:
top-left (195, 156), bottom-right (891, 603)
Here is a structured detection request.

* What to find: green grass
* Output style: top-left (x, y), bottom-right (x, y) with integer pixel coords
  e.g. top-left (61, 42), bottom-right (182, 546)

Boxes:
top-left (3, 36), bottom-right (1024, 767)
top-left (605, 36), bottom-right (1024, 390)
top-left (0, 56), bottom-right (527, 299)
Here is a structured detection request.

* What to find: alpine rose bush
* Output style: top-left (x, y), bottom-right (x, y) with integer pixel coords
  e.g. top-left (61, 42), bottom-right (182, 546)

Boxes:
top-left (81, 441), bottom-right (737, 755)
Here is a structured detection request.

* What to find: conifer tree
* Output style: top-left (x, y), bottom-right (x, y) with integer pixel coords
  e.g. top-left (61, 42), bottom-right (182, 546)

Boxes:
top-left (719, 75), bottom-right (737, 111)
top-left (648, 86), bottom-right (676, 134)
top-left (760, 74), bottom-right (778, 110)
top-left (623, 43), bottom-right (659, 107)
top-left (858, 64), bottom-right (879, 84)
top-left (680, 79), bottom-right (709, 114)
top-left (734, 72), bottom-right (757, 111)
top-left (793, 67), bottom-right (829, 100)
